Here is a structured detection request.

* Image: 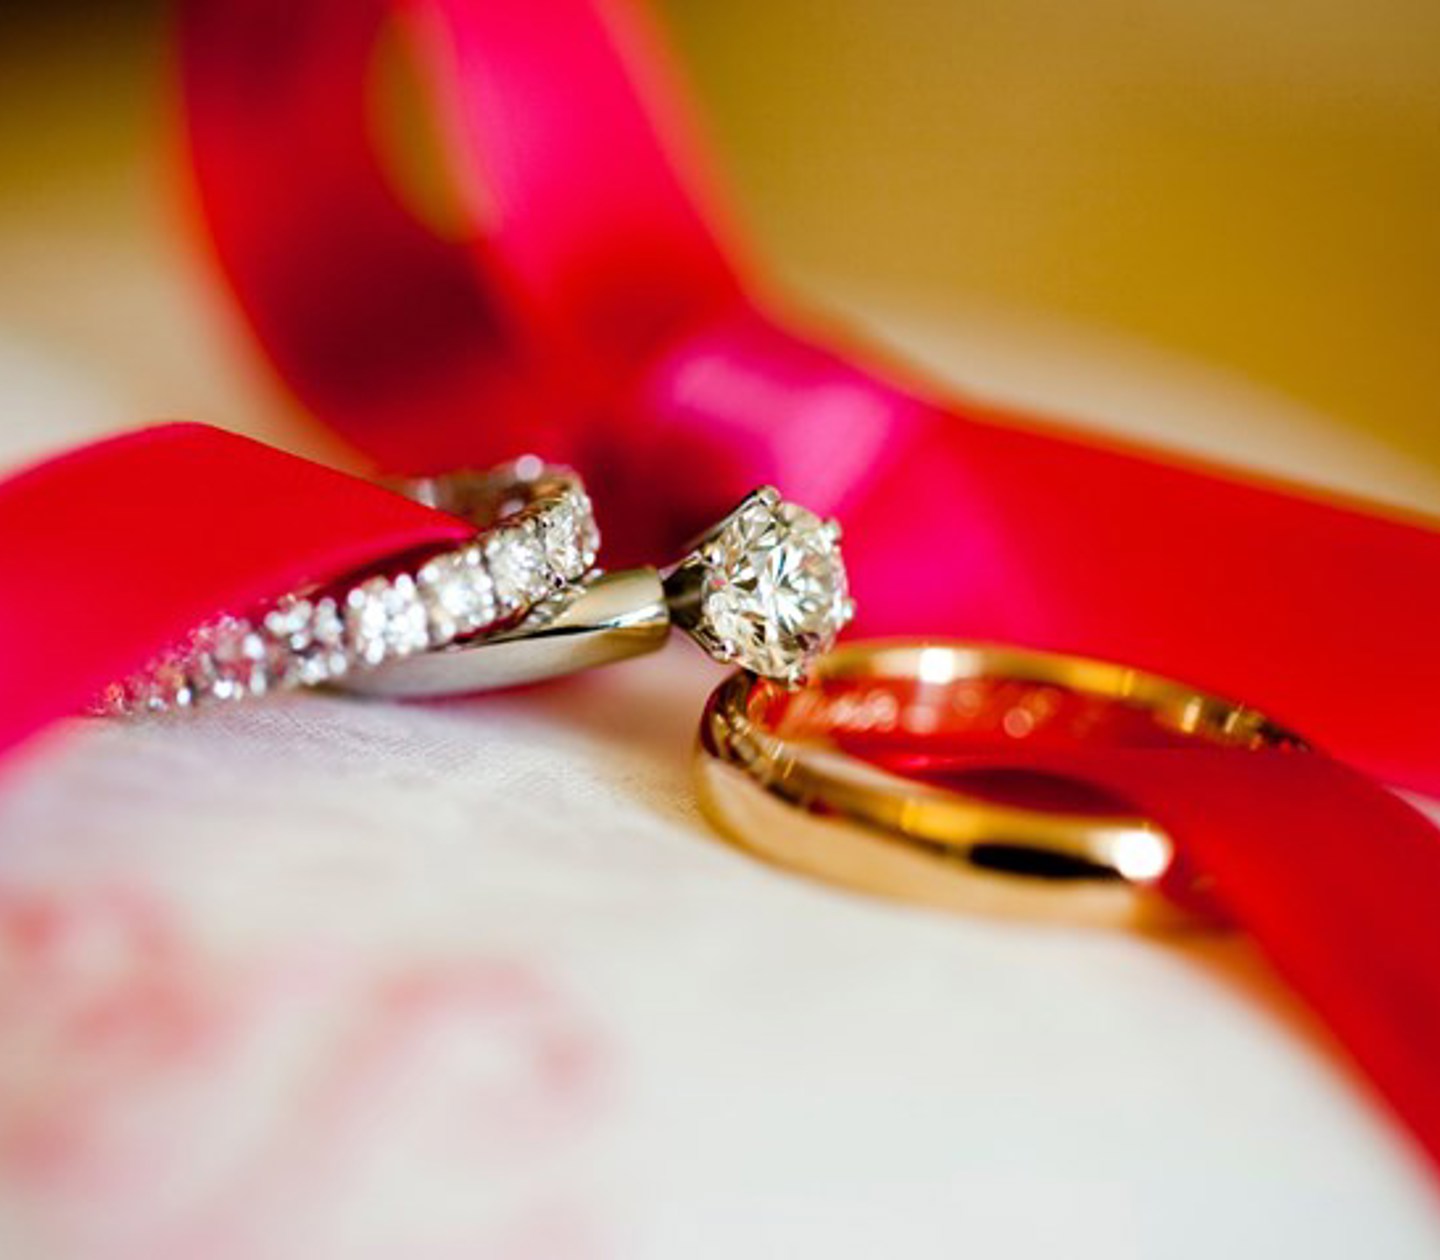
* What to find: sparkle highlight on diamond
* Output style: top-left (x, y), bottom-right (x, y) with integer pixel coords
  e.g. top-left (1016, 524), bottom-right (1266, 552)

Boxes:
top-left (684, 489), bottom-right (853, 684)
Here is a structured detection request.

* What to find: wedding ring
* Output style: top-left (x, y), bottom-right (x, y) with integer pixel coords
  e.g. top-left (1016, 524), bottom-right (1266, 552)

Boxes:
top-left (342, 484), bottom-right (855, 696)
top-left (694, 640), bottom-right (1306, 929)
top-left (102, 457), bottom-right (598, 714)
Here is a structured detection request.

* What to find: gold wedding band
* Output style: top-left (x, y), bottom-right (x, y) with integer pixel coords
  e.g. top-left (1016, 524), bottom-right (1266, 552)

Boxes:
top-left (695, 640), bottom-right (1306, 930)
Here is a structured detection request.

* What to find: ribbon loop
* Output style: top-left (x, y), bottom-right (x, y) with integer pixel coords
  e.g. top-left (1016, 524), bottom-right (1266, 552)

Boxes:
top-left (0, 424), bottom-right (471, 760)
top-left (1, 0), bottom-right (1435, 1184)
top-left (180, 0), bottom-right (1440, 794)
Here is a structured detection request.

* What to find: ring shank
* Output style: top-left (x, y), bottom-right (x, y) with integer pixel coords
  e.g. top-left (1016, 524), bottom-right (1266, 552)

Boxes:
top-left (696, 640), bottom-right (1307, 929)
top-left (341, 569), bottom-right (671, 697)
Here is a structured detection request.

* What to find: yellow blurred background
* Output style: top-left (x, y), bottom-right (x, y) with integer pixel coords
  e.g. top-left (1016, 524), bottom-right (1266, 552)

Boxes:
top-left (1, 0), bottom-right (1437, 478)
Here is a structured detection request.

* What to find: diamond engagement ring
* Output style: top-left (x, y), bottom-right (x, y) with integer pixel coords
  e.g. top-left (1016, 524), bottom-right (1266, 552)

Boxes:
top-left (341, 484), bottom-right (855, 698)
top-left (100, 458), bottom-right (599, 715)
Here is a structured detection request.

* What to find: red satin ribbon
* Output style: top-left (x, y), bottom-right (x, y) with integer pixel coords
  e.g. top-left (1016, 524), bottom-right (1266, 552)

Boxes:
top-left (820, 679), bottom-right (1440, 1170)
top-left (0, 0), bottom-right (1434, 1180)
top-left (180, 0), bottom-right (1440, 796)
top-left (174, 0), bottom-right (1440, 1176)
top-left (0, 424), bottom-right (470, 762)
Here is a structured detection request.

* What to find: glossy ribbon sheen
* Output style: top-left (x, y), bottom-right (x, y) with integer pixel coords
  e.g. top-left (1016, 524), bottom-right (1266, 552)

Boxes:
top-left (0, 0), bottom-right (1434, 1180)
top-left (180, 0), bottom-right (1440, 794)
top-left (837, 691), bottom-right (1440, 1170)
top-left (0, 424), bottom-right (471, 761)
top-left (173, 0), bottom-right (1440, 1173)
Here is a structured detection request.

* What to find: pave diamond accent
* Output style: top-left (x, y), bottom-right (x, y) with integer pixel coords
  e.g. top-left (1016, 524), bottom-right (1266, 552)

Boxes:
top-left (486, 520), bottom-right (552, 614)
top-left (678, 489), bottom-right (853, 684)
top-left (417, 545), bottom-right (495, 646)
top-left (346, 574), bottom-right (430, 666)
top-left (99, 461), bottom-right (598, 717)
top-left (540, 489), bottom-right (599, 580)
top-left (193, 615), bottom-right (273, 701)
top-left (263, 595), bottom-right (348, 687)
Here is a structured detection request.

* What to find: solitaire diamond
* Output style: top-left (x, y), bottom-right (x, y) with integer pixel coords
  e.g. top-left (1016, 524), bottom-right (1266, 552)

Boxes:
top-left (673, 488), bottom-right (853, 683)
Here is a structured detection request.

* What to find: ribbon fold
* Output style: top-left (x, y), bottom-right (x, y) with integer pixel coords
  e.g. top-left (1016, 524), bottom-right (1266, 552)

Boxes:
top-left (0, 0), bottom-right (1436, 1183)
top-left (179, 0), bottom-right (1440, 794)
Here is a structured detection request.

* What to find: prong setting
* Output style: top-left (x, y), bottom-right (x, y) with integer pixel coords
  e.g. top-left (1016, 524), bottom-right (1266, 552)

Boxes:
top-left (671, 488), bottom-right (852, 683)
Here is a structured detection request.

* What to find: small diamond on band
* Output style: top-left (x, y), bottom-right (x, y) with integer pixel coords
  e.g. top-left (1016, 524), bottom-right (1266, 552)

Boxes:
top-left (100, 462), bottom-right (598, 716)
top-left (417, 545), bottom-right (495, 645)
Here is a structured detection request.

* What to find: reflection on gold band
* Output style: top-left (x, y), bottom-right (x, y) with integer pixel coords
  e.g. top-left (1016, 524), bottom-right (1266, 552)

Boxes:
top-left (694, 640), bottom-right (1306, 930)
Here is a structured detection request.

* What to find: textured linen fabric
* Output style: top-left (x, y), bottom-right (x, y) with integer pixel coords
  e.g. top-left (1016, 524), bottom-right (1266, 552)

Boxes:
top-left (1, 309), bottom-right (1439, 1257)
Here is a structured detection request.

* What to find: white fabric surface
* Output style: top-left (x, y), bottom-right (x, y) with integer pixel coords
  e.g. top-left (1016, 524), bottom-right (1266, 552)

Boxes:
top-left (1, 307), bottom-right (1439, 1258)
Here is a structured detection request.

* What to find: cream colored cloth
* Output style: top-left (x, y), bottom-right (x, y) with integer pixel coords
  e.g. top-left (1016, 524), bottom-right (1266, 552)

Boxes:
top-left (1, 309), bottom-right (1438, 1259)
